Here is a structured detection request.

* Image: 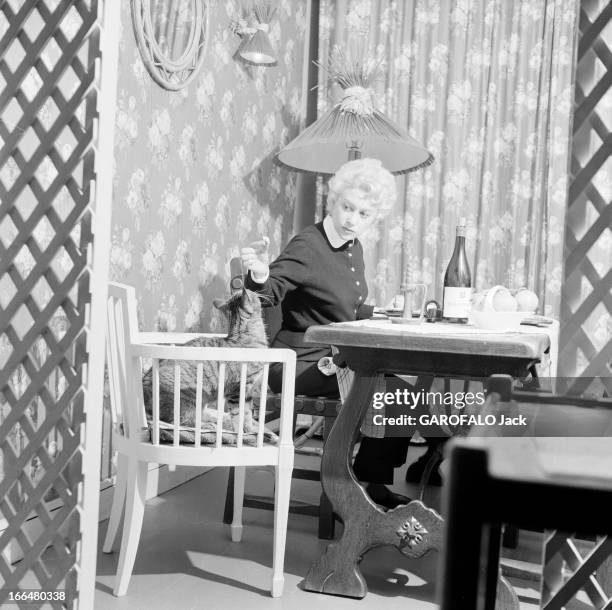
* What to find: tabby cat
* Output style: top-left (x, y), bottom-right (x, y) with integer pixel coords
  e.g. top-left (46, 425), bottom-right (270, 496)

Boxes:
top-left (141, 289), bottom-right (274, 445)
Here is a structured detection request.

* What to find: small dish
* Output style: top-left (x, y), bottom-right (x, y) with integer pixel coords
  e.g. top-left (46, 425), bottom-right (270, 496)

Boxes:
top-left (383, 308), bottom-right (404, 317)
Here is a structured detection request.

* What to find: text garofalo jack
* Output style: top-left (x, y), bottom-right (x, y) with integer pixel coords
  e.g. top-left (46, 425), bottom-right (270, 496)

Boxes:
top-left (370, 388), bottom-right (527, 435)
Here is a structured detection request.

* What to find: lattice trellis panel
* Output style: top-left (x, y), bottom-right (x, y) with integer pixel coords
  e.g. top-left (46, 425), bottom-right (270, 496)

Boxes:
top-left (552, 4), bottom-right (612, 605)
top-left (541, 532), bottom-right (612, 609)
top-left (0, 0), bottom-right (105, 606)
top-left (559, 0), bottom-right (612, 395)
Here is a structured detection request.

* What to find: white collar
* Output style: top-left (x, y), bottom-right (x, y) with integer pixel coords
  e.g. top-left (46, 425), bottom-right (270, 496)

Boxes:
top-left (323, 215), bottom-right (353, 248)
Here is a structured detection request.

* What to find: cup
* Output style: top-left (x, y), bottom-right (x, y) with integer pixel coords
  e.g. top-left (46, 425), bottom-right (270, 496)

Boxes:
top-left (401, 283), bottom-right (427, 323)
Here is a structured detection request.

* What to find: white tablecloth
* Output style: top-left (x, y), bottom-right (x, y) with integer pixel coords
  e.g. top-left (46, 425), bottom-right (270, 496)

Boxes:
top-left (331, 319), bottom-right (560, 438)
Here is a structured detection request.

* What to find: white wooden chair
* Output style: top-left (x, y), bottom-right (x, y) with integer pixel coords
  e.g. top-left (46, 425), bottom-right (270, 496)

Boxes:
top-left (102, 282), bottom-right (296, 597)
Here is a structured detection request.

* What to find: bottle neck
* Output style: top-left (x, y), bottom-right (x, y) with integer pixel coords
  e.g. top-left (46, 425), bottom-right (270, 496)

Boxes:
top-left (453, 235), bottom-right (465, 251)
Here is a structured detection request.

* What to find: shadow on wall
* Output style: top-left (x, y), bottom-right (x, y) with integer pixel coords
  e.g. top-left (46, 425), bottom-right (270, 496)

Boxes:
top-left (242, 100), bottom-right (305, 243)
top-left (242, 150), bottom-right (280, 207)
top-left (190, 274), bottom-right (229, 333)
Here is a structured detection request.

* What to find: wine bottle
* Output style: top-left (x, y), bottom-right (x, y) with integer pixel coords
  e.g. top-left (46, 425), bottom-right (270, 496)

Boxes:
top-left (442, 220), bottom-right (471, 323)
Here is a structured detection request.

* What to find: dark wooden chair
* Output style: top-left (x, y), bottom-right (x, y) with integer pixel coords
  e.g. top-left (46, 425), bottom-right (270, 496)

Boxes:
top-left (222, 259), bottom-right (341, 539)
top-left (439, 374), bottom-right (612, 610)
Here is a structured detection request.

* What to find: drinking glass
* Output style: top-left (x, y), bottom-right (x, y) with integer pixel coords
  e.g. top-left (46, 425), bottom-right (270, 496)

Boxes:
top-left (401, 283), bottom-right (427, 323)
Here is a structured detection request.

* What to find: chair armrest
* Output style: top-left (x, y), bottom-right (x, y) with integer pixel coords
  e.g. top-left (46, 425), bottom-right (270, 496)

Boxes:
top-left (137, 332), bottom-right (225, 344)
top-left (131, 343), bottom-right (296, 363)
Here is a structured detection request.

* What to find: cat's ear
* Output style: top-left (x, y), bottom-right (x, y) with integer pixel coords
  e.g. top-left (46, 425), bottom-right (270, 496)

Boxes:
top-left (213, 298), bottom-right (227, 311)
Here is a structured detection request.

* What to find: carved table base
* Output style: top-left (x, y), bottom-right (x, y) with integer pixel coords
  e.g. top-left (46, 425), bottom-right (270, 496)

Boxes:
top-left (305, 498), bottom-right (443, 597)
top-left (302, 350), bottom-right (521, 608)
top-left (303, 374), bottom-right (444, 597)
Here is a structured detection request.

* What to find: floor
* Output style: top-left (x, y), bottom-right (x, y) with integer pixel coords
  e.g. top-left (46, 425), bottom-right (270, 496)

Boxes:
top-left (94, 444), bottom-right (541, 610)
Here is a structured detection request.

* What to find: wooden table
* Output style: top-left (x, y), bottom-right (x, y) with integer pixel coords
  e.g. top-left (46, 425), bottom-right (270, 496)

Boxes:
top-left (302, 319), bottom-right (551, 599)
top-left (440, 434), bottom-right (612, 609)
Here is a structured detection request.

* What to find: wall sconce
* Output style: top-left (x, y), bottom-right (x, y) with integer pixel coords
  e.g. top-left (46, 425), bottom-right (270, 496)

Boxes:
top-left (231, 1), bottom-right (277, 66)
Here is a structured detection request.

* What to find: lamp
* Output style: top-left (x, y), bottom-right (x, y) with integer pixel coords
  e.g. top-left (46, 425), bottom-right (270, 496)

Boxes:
top-left (232, 1), bottom-right (277, 66)
top-left (277, 48), bottom-right (434, 174)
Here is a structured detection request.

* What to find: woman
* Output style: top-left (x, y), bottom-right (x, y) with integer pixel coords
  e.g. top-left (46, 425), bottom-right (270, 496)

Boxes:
top-left (241, 157), bottom-right (410, 508)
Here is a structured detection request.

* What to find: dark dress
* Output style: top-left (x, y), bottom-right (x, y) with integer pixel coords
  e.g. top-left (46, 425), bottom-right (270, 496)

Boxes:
top-left (245, 221), bottom-right (372, 395)
top-left (246, 220), bottom-right (408, 484)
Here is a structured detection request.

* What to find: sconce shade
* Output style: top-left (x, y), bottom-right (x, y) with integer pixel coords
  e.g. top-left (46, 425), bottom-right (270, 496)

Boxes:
top-left (238, 30), bottom-right (277, 66)
top-left (239, 28), bottom-right (276, 65)
top-left (232, 1), bottom-right (277, 66)
top-left (277, 46), bottom-right (433, 175)
top-left (277, 106), bottom-right (433, 175)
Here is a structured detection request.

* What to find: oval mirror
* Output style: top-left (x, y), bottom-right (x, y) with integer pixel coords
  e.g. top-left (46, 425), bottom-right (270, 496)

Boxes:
top-left (131, 0), bottom-right (209, 91)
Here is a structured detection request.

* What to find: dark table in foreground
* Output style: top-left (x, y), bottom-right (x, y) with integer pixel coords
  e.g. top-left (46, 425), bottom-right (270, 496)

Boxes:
top-left (440, 433), bottom-right (612, 609)
top-left (302, 319), bottom-right (551, 599)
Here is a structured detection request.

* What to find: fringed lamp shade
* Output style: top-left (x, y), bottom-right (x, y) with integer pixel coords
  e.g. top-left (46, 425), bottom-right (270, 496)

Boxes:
top-left (277, 106), bottom-right (433, 174)
top-left (277, 49), bottom-right (434, 175)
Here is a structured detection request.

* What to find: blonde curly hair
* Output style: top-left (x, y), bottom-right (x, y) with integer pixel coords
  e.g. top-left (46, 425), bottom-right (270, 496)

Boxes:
top-left (327, 158), bottom-right (397, 219)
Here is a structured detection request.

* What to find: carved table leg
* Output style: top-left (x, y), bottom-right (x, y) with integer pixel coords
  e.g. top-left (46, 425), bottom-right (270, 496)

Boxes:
top-left (304, 373), bottom-right (444, 598)
top-left (317, 415), bottom-right (336, 540)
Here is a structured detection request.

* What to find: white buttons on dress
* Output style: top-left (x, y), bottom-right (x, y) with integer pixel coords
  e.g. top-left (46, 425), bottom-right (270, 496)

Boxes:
top-left (350, 267), bottom-right (355, 272)
top-left (348, 253), bottom-right (352, 257)
top-left (355, 281), bottom-right (360, 286)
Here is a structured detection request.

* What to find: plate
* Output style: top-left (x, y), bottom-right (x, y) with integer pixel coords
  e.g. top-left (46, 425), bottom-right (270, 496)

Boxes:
top-left (471, 310), bottom-right (528, 329)
top-left (390, 316), bottom-right (424, 325)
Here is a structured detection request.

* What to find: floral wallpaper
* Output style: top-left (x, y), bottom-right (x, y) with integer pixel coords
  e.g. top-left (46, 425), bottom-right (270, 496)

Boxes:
top-left (110, 0), bottom-right (308, 333)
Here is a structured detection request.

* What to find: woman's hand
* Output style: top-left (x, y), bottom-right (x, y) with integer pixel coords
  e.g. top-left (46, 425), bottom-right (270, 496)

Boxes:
top-left (241, 237), bottom-right (270, 282)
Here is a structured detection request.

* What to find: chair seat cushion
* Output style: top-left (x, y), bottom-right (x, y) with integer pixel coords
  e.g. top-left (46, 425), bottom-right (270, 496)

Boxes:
top-left (147, 416), bottom-right (279, 446)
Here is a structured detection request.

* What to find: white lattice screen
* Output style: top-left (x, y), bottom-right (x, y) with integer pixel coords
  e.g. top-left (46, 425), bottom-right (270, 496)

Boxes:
top-left (559, 0), bottom-right (612, 394)
top-left (0, 0), bottom-right (119, 607)
top-left (541, 532), bottom-right (612, 609)
top-left (542, 1), bottom-right (612, 608)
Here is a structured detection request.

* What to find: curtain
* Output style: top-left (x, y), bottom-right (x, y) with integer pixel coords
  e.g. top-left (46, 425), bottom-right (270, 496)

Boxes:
top-left (317, 0), bottom-right (579, 318)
